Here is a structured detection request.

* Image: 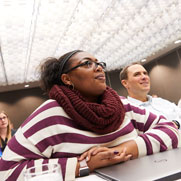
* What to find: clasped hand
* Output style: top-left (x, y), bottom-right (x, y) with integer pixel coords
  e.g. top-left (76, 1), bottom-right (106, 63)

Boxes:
top-left (78, 146), bottom-right (132, 172)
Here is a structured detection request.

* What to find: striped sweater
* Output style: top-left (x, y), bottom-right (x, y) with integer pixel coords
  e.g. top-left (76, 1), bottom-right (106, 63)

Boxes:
top-left (0, 97), bottom-right (180, 181)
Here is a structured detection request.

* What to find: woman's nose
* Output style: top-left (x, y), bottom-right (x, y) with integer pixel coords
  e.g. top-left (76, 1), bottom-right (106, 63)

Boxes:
top-left (94, 64), bottom-right (104, 72)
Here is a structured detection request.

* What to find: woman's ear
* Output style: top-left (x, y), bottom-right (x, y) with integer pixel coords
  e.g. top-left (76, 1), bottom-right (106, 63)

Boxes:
top-left (61, 74), bottom-right (72, 86)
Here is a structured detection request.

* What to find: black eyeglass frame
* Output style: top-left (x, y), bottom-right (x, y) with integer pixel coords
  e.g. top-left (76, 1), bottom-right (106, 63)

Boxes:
top-left (64, 60), bottom-right (106, 74)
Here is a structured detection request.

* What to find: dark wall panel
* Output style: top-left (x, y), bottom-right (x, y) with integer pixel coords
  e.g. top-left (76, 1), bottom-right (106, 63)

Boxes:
top-left (177, 48), bottom-right (181, 65)
top-left (146, 50), bottom-right (181, 103)
top-left (106, 70), bottom-right (127, 97)
top-left (0, 88), bottom-right (48, 129)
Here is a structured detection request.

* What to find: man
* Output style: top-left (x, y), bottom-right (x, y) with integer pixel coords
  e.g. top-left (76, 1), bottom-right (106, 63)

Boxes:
top-left (178, 99), bottom-right (181, 108)
top-left (120, 63), bottom-right (181, 128)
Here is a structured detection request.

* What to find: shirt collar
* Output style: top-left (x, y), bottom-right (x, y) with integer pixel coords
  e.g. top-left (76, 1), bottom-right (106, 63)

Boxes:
top-left (127, 95), bottom-right (152, 106)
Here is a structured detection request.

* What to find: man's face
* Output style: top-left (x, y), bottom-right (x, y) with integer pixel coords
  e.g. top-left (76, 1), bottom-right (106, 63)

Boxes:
top-left (122, 64), bottom-right (150, 96)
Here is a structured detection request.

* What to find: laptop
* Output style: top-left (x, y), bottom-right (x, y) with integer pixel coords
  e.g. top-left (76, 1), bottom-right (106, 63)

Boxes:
top-left (94, 148), bottom-right (181, 181)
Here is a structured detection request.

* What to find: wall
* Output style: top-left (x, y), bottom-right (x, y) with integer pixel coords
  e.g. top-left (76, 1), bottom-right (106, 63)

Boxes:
top-left (146, 49), bottom-right (181, 103)
top-left (0, 87), bottom-right (48, 129)
top-left (106, 70), bottom-right (127, 97)
top-left (107, 47), bottom-right (181, 104)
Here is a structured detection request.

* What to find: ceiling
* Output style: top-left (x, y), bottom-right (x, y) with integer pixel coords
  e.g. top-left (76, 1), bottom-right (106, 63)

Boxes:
top-left (0, 0), bottom-right (181, 92)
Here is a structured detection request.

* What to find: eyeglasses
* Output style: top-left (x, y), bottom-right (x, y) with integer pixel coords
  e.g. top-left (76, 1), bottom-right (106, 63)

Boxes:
top-left (65, 60), bottom-right (106, 73)
top-left (0, 116), bottom-right (7, 121)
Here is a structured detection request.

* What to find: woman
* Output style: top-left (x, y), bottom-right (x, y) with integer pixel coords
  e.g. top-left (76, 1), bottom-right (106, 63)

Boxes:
top-left (0, 50), bottom-right (180, 181)
top-left (0, 111), bottom-right (16, 154)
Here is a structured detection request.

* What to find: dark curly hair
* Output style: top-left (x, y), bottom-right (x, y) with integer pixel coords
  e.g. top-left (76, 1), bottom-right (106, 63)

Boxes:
top-left (39, 50), bottom-right (83, 94)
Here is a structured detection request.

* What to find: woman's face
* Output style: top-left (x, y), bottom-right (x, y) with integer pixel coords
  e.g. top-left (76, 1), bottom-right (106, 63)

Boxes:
top-left (66, 52), bottom-right (107, 101)
top-left (0, 113), bottom-right (9, 129)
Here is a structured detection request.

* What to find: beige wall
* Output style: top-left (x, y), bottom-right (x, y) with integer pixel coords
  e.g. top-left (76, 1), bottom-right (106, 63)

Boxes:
top-left (107, 47), bottom-right (181, 104)
top-left (146, 49), bottom-right (181, 103)
top-left (0, 88), bottom-right (47, 129)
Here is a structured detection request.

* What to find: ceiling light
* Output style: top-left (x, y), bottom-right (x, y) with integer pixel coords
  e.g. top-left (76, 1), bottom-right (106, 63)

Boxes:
top-left (24, 84), bottom-right (30, 88)
top-left (141, 59), bottom-right (147, 63)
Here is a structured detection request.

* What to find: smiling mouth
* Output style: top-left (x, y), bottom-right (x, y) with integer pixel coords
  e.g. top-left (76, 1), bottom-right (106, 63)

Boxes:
top-left (141, 82), bottom-right (149, 85)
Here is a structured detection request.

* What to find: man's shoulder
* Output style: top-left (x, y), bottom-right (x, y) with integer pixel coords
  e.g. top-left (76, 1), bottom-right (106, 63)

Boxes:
top-left (153, 97), bottom-right (173, 103)
top-left (152, 97), bottom-right (177, 108)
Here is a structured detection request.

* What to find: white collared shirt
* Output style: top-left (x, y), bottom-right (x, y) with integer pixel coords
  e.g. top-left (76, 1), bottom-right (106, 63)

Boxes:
top-left (127, 95), bottom-right (181, 126)
top-left (178, 99), bottom-right (181, 108)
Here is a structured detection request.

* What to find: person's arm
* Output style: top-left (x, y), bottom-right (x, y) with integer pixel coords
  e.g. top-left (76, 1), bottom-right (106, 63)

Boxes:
top-left (0, 127), bottom-right (78, 181)
top-left (121, 98), bottom-right (180, 157)
top-left (178, 99), bottom-right (181, 108)
top-left (75, 147), bottom-right (132, 176)
top-left (109, 140), bottom-right (138, 159)
top-left (83, 99), bottom-right (180, 162)
top-left (0, 100), bottom-right (79, 181)
top-left (78, 146), bottom-right (132, 173)
top-left (0, 130), bottom-right (131, 181)
top-left (155, 97), bottom-right (181, 126)
top-left (79, 99), bottom-right (180, 164)
top-left (172, 101), bottom-right (181, 126)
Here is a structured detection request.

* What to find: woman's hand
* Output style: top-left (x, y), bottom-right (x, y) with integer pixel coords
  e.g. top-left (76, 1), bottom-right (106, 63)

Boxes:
top-left (79, 139), bottom-right (138, 162)
top-left (86, 147), bottom-right (132, 172)
top-left (75, 146), bottom-right (132, 177)
top-left (76, 142), bottom-right (137, 176)
top-left (112, 140), bottom-right (138, 159)
top-left (78, 146), bottom-right (110, 162)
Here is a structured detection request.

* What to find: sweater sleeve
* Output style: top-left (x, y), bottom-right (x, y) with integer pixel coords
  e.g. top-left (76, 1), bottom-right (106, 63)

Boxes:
top-left (0, 100), bottom-right (78, 181)
top-left (121, 97), bottom-right (181, 157)
top-left (0, 128), bottom-right (77, 181)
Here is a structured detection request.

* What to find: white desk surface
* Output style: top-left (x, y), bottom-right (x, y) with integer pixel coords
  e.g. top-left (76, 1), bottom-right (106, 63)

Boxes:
top-left (75, 173), bottom-right (106, 181)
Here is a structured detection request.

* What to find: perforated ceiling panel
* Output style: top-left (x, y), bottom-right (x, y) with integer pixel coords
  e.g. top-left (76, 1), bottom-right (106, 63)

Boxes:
top-left (0, 0), bottom-right (180, 87)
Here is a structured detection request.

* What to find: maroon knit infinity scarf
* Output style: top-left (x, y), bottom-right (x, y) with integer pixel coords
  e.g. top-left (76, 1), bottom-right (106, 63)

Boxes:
top-left (49, 85), bottom-right (125, 134)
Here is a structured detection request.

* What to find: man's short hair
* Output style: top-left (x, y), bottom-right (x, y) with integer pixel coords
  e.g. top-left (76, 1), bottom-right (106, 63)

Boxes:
top-left (119, 62), bottom-right (141, 81)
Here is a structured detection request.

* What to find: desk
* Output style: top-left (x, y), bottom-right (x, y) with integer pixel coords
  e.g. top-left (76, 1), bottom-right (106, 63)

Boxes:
top-left (75, 173), bottom-right (106, 181)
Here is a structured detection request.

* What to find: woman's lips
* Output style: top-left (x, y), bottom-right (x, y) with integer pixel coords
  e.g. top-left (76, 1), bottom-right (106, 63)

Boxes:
top-left (95, 74), bottom-right (106, 80)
